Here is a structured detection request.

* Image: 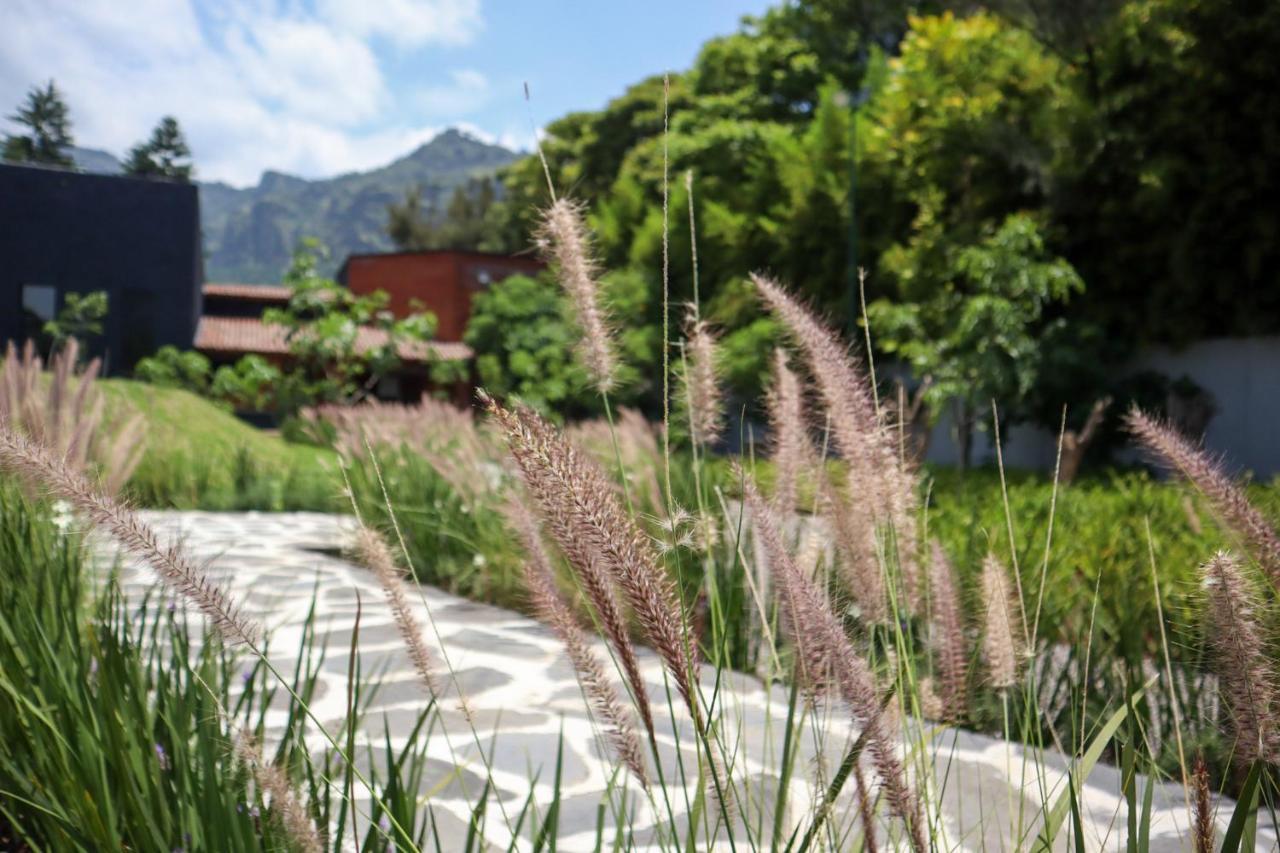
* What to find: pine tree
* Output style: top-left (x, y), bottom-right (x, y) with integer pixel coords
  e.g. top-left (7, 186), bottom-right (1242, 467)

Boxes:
top-left (124, 116), bottom-right (193, 181)
top-left (2, 80), bottom-right (74, 166)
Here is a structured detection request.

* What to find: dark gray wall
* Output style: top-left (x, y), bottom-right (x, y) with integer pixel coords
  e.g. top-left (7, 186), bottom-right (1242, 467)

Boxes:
top-left (0, 162), bottom-right (203, 373)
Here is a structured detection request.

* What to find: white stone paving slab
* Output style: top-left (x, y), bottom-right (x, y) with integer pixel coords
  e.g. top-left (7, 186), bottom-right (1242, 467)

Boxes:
top-left (92, 510), bottom-right (1276, 851)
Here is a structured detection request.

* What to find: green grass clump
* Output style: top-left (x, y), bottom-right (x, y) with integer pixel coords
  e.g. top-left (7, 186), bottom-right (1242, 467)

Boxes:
top-left (99, 380), bottom-right (341, 511)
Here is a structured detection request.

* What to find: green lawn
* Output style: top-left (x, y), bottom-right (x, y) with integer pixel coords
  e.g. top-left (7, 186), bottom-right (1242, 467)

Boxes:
top-left (100, 380), bottom-right (341, 511)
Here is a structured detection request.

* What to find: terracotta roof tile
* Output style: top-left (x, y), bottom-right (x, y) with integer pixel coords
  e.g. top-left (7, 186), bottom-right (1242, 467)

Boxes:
top-left (202, 283), bottom-right (292, 301)
top-left (194, 316), bottom-right (471, 363)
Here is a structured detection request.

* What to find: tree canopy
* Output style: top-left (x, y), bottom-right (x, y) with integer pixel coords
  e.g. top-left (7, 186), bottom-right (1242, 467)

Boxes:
top-left (3, 80), bottom-right (73, 167)
top-left (124, 116), bottom-right (194, 181)
top-left (479, 0), bottom-right (1278, 445)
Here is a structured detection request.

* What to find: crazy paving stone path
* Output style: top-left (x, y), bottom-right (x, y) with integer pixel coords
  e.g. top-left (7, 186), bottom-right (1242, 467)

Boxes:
top-left (97, 511), bottom-right (1273, 852)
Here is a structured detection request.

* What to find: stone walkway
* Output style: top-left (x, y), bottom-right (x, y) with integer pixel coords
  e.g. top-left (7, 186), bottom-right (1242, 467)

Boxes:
top-left (99, 511), bottom-right (1274, 851)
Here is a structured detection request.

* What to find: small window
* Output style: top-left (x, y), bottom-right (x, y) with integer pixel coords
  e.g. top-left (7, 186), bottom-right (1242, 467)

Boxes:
top-left (21, 284), bottom-right (57, 341)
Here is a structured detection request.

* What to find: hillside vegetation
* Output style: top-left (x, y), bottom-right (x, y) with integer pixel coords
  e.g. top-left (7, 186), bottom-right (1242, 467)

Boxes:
top-left (100, 380), bottom-right (339, 510)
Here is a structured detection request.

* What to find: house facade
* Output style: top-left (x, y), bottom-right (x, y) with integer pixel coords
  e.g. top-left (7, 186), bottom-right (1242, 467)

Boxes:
top-left (0, 162), bottom-right (202, 372)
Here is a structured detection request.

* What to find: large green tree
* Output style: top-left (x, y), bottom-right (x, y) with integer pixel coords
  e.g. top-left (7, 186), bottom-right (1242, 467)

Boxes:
top-left (3, 81), bottom-right (73, 167)
top-left (124, 116), bottom-right (193, 181)
top-left (1060, 0), bottom-right (1280, 343)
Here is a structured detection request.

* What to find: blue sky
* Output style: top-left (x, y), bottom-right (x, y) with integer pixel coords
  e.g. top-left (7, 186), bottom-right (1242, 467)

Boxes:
top-left (1, 0), bottom-right (773, 186)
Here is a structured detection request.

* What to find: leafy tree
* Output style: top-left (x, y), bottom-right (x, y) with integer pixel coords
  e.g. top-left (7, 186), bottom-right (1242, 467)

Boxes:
top-left (465, 274), bottom-right (590, 416)
top-left (1060, 0), bottom-right (1280, 344)
top-left (465, 271), bottom-right (654, 418)
top-left (44, 291), bottom-right (108, 353)
top-left (868, 214), bottom-right (1087, 467)
top-left (3, 81), bottom-right (73, 166)
top-left (134, 346), bottom-right (211, 393)
top-left (262, 240), bottom-right (438, 414)
top-left (124, 116), bottom-right (193, 181)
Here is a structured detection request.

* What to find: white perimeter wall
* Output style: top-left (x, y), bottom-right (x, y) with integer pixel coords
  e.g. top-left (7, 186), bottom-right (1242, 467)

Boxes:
top-left (922, 336), bottom-right (1280, 478)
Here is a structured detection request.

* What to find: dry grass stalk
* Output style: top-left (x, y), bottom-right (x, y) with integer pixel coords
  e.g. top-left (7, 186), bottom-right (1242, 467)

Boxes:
top-left (854, 758), bottom-right (879, 853)
top-left (313, 398), bottom-right (495, 499)
top-left (506, 499), bottom-right (649, 786)
top-left (567, 407), bottom-right (666, 515)
top-left (681, 316), bottom-right (723, 447)
top-left (1128, 408), bottom-right (1280, 585)
top-left (823, 483), bottom-right (889, 624)
top-left (741, 474), bottom-right (925, 851)
top-left (1192, 754), bottom-right (1214, 853)
top-left (766, 348), bottom-right (810, 516)
top-left (0, 424), bottom-right (258, 646)
top-left (539, 199), bottom-right (617, 392)
top-left (234, 732), bottom-right (324, 853)
top-left (1, 338), bottom-right (145, 494)
top-left (927, 541), bottom-right (968, 721)
top-left (484, 395), bottom-right (737, 814)
top-left (353, 526), bottom-right (441, 698)
top-left (1201, 551), bottom-right (1278, 765)
top-left (751, 274), bottom-right (921, 613)
top-left (979, 552), bottom-right (1023, 690)
top-left (481, 394), bottom-right (658, 738)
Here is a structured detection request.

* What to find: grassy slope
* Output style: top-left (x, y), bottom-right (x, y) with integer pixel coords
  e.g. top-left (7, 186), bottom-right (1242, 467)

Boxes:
top-left (99, 380), bottom-right (341, 511)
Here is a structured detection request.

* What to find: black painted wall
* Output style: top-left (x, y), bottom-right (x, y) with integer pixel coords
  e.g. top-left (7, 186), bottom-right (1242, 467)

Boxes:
top-left (0, 163), bottom-right (202, 373)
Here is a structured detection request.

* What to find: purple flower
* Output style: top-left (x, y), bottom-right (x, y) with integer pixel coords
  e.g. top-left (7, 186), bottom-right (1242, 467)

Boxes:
top-left (155, 743), bottom-right (170, 770)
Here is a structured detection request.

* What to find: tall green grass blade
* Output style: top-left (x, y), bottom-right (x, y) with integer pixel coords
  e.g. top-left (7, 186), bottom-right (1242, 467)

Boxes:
top-left (1220, 762), bottom-right (1262, 853)
top-left (1033, 681), bottom-right (1149, 851)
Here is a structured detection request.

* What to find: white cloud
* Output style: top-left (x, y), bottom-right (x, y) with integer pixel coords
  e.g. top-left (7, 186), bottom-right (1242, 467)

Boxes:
top-left (315, 0), bottom-right (483, 48)
top-left (0, 0), bottom-right (489, 186)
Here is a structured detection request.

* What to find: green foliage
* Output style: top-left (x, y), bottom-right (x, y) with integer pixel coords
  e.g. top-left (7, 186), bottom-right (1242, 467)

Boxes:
top-left (134, 345), bottom-right (212, 394)
top-left (97, 379), bottom-right (339, 511)
top-left (262, 240), bottom-right (439, 415)
top-left (869, 214), bottom-right (1089, 457)
top-left (344, 445), bottom-right (526, 607)
top-left (123, 115), bottom-right (193, 181)
top-left (43, 290), bottom-right (109, 352)
top-left (0, 483), bottom-right (447, 849)
top-left (2, 80), bottom-right (73, 166)
top-left (465, 270), bottom-right (655, 417)
top-left (1062, 0), bottom-right (1280, 343)
top-left (0, 485), bottom-right (277, 849)
top-left (210, 355), bottom-right (282, 413)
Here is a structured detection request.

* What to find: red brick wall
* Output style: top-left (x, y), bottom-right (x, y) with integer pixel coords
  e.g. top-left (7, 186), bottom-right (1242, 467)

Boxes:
top-left (344, 252), bottom-right (543, 342)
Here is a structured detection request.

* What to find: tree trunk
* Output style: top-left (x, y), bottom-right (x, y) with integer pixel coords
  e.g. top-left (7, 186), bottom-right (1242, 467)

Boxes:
top-left (1059, 396), bottom-right (1112, 485)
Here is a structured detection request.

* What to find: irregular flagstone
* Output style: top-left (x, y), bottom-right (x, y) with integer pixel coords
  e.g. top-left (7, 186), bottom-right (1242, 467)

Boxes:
top-left (92, 510), bottom-right (1276, 852)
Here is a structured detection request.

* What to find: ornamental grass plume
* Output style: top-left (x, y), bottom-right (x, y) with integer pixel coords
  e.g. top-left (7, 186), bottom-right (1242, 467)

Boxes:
top-left (927, 540), bottom-right (968, 721)
top-left (1, 338), bottom-right (145, 494)
top-left (741, 473), bottom-right (925, 851)
top-left (505, 498), bottom-right (649, 786)
top-left (823, 484), bottom-right (889, 624)
top-left (352, 525), bottom-right (440, 698)
top-left (681, 315), bottom-right (723, 447)
top-left (1192, 754), bottom-right (1214, 853)
top-left (482, 393), bottom-right (696, 722)
top-left (539, 199), bottom-right (617, 393)
top-left (1201, 551), bottom-right (1279, 766)
top-left (0, 423), bottom-right (258, 646)
top-left (1128, 407), bottom-right (1280, 585)
top-left (979, 551), bottom-right (1024, 690)
top-left (234, 732), bottom-right (324, 853)
top-left (766, 348), bottom-right (810, 516)
top-left (751, 274), bottom-right (922, 612)
top-left (480, 394), bottom-right (655, 738)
